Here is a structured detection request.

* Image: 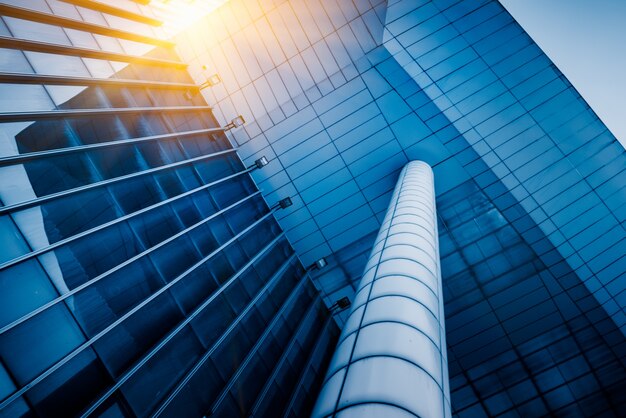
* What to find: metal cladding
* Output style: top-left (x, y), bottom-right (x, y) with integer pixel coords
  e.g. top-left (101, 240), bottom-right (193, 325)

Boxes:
top-left (313, 161), bottom-right (451, 418)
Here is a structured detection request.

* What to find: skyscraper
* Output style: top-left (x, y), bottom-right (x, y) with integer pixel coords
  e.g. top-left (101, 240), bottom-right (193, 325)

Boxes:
top-left (1, 0), bottom-right (625, 417)
top-left (0, 1), bottom-right (338, 417)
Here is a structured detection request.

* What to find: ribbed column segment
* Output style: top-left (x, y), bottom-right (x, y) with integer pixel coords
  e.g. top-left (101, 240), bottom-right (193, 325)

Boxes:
top-left (312, 161), bottom-right (451, 418)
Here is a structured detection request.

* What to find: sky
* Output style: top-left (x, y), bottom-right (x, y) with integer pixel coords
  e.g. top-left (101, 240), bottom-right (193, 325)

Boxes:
top-left (499, 0), bottom-right (626, 148)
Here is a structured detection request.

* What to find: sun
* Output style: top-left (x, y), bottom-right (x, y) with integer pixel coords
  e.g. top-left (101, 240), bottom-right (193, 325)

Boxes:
top-left (150, 0), bottom-right (229, 35)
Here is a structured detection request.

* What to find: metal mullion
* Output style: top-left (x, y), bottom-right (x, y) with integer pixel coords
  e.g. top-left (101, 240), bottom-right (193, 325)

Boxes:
top-left (0, 127), bottom-right (223, 166)
top-left (0, 168), bottom-right (252, 272)
top-left (209, 285), bottom-right (320, 415)
top-left (143, 90), bottom-right (228, 244)
top-left (150, 253), bottom-right (298, 417)
top-left (0, 191), bottom-right (261, 336)
top-left (250, 299), bottom-right (327, 417)
top-left (0, 4), bottom-right (172, 47)
top-left (0, 213), bottom-right (279, 412)
top-left (279, 318), bottom-right (334, 418)
top-left (0, 72), bottom-right (196, 89)
top-left (79, 230), bottom-right (285, 417)
top-left (0, 105), bottom-right (211, 122)
top-left (58, 0), bottom-right (163, 26)
top-left (0, 148), bottom-right (235, 216)
top-left (0, 36), bottom-right (186, 68)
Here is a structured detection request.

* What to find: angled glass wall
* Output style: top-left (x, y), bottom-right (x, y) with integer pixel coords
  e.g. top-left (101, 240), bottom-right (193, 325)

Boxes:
top-left (174, 0), bottom-right (626, 416)
top-left (0, 2), bottom-right (338, 417)
top-left (2, 1), bottom-right (626, 417)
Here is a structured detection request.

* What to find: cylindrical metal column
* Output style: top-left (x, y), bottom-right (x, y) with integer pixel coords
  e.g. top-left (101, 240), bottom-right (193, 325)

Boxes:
top-left (312, 161), bottom-right (451, 418)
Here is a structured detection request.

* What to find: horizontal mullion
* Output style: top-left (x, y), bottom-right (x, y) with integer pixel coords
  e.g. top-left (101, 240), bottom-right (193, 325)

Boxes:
top-left (0, 35), bottom-right (186, 68)
top-left (249, 299), bottom-right (326, 417)
top-left (0, 214), bottom-right (281, 413)
top-left (0, 191), bottom-right (261, 337)
top-left (0, 127), bottom-right (221, 166)
top-left (0, 4), bottom-right (171, 47)
top-left (150, 253), bottom-right (299, 417)
top-left (0, 71), bottom-right (197, 89)
top-left (210, 288), bottom-right (320, 415)
top-left (0, 147), bottom-right (236, 216)
top-left (58, 0), bottom-right (163, 26)
top-left (0, 105), bottom-right (212, 122)
top-left (79, 229), bottom-right (285, 418)
top-left (279, 317), bottom-right (334, 418)
top-left (0, 168), bottom-right (251, 273)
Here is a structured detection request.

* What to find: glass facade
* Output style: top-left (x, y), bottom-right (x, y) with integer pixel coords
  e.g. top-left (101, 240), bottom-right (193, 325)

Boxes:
top-left (0, 1), bottom-right (338, 417)
top-left (175, 0), bottom-right (626, 416)
top-left (1, 0), bottom-right (625, 417)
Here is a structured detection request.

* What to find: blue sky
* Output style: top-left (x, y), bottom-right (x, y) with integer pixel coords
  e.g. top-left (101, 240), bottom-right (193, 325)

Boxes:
top-left (500, 0), bottom-right (626, 148)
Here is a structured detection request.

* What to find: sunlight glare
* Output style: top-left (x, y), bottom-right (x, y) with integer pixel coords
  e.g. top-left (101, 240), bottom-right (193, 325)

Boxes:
top-left (150, 0), bottom-right (229, 36)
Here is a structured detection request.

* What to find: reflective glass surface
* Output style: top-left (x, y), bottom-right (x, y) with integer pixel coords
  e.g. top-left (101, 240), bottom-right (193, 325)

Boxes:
top-left (0, 2), bottom-right (339, 417)
top-left (174, 0), bottom-right (626, 416)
